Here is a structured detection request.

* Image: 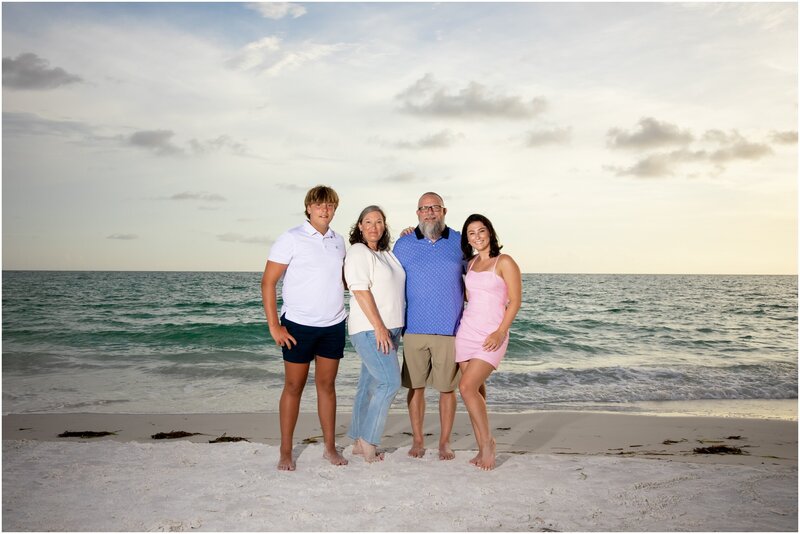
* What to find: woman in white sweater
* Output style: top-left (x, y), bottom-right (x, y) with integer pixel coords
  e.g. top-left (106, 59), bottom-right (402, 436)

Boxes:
top-left (344, 205), bottom-right (406, 462)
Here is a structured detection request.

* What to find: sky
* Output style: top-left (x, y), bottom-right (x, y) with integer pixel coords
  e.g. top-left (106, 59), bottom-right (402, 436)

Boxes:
top-left (2, 2), bottom-right (797, 274)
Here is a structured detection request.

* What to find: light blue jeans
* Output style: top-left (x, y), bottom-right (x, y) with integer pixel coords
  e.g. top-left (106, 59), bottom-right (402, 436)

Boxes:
top-left (347, 328), bottom-right (402, 446)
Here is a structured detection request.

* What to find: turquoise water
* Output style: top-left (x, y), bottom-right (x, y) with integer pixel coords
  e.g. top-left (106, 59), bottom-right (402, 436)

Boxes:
top-left (2, 271), bottom-right (797, 418)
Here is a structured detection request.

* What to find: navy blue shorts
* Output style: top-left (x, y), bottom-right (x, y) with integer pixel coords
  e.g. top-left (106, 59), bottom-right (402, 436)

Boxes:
top-left (280, 314), bottom-right (346, 364)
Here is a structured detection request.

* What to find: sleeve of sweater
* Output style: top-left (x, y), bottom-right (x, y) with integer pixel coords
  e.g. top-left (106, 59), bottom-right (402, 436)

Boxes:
top-left (344, 243), bottom-right (373, 292)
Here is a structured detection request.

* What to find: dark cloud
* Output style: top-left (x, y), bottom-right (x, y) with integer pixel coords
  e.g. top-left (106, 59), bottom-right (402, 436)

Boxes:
top-left (607, 117), bottom-right (694, 149)
top-left (397, 73), bottom-right (547, 119)
top-left (701, 129), bottom-right (774, 162)
top-left (607, 124), bottom-right (777, 178)
top-left (128, 130), bottom-right (183, 156)
top-left (170, 192), bottom-right (227, 202)
top-left (608, 149), bottom-right (708, 178)
top-left (3, 53), bottom-right (82, 90)
top-left (217, 233), bottom-right (272, 245)
top-left (131, 131), bottom-right (252, 158)
top-left (391, 130), bottom-right (461, 149)
top-left (107, 233), bottom-right (138, 240)
top-left (2, 111), bottom-right (91, 137)
top-left (769, 130), bottom-right (798, 144)
top-left (5, 113), bottom-right (250, 160)
top-left (709, 141), bottom-right (773, 163)
top-left (525, 127), bottom-right (572, 147)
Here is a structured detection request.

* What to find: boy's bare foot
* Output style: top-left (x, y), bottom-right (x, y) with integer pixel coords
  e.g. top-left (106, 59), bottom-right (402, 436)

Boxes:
top-left (469, 452), bottom-right (481, 466)
top-left (351, 440), bottom-right (364, 456)
top-left (408, 443), bottom-right (426, 458)
top-left (438, 443), bottom-right (455, 461)
top-left (323, 447), bottom-right (349, 466)
top-left (477, 438), bottom-right (496, 470)
top-left (277, 452), bottom-right (296, 471)
top-left (357, 438), bottom-right (385, 463)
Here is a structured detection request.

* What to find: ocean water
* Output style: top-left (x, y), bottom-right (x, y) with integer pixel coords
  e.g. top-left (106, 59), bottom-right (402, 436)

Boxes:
top-left (2, 271), bottom-right (797, 419)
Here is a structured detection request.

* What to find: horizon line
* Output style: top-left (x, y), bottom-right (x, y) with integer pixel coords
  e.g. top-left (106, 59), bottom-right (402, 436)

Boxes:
top-left (2, 269), bottom-right (797, 277)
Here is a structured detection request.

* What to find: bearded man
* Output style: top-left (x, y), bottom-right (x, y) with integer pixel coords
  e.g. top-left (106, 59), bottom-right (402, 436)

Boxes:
top-left (393, 191), bottom-right (464, 460)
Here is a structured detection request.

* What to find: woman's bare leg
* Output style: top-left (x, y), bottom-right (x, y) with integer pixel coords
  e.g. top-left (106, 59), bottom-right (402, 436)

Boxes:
top-left (457, 362), bottom-right (482, 465)
top-left (458, 359), bottom-right (497, 470)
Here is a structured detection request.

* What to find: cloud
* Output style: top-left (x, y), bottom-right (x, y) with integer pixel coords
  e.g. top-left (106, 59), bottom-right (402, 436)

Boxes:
top-left (387, 130), bottom-right (462, 150)
top-left (276, 182), bottom-right (308, 191)
top-left (702, 129), bottom-right (743, 145)
top-left (3, 52), bottom-right (82, 90)
top-left (709, 141), bottom-right (773, 163)
top-left (5, 114), bottom-right (250, 159)
top-left (384, 172), bottom-right (422, 183)
top-left (609, 133), bottom-right (774, 178)
top-left (246, 2), bottom-right (307, 20)
top-left (3, 112), bottom-right (91, 137)
top-left (396, 73), bottom-right (547, 119)
top-left (606, 122), bottom-right (778, 178)
top-left (217, 233), bottom-right (273, 245)
top-left (128, 130), bottom-right (183, 156)
top-left (170, 192), bottom-right (227, 202)
top-left (607, 117), bottom-right (694, 149)
top-left (107, 234), bottom-right (138, 240)
top-left (525, 127), bottom-right (572, 147)
top-left (702, 129), bottom-right (774, 162)
top-left (769, 130), bottom-right (798, 144)
top-left (226, 36), bottom-right (346, 76)
top-left (225, 37), bottom-right (281, 70)
top-left (189, 135), bottom-right (247, 156)
top-left (608, 149), bottom-right (708, 178)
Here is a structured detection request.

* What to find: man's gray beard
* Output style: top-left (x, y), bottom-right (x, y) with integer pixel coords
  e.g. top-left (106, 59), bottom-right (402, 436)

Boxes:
top-left (419, 219), bottom-right (445, 240)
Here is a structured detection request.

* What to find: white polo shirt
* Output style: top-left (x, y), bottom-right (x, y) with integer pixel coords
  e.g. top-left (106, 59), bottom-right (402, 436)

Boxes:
top-left (268, 221), bottom-right (347, 327)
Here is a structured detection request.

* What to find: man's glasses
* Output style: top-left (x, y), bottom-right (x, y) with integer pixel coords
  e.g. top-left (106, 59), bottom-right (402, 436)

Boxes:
top-left (417, 205), bottom-right (443, 213)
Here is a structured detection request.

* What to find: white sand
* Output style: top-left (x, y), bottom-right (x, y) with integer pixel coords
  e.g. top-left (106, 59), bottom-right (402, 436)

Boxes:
top-left (2, 412), bottom-right (797, 531)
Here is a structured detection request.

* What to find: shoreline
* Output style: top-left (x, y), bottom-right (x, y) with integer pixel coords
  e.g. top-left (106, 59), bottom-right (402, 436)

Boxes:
top-left (4, 410), bottom-right (796, 467)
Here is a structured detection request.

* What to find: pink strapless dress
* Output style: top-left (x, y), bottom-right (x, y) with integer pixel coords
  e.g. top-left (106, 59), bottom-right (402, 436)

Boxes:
top-left (455, 259), bottom-right (509, 369)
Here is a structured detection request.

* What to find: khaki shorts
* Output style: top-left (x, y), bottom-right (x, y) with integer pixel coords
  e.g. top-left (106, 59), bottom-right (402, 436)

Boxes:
top-left (401, 333), bottom-right (460, 392)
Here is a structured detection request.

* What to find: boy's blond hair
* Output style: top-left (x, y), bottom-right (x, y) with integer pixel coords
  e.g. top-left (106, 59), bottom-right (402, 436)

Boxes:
top-left (304, 185), bottom-right (339, 219)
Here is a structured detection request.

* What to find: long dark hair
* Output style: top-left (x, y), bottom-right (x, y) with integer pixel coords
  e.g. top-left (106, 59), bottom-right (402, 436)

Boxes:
top-left (349, 205), bottom-right (391, 251)
top-left (461, 213), bottom-right (502, 260)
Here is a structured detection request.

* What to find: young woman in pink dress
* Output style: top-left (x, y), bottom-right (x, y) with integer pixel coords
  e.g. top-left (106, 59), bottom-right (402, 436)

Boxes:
top-left (455, 214), bottom-right (522, 470)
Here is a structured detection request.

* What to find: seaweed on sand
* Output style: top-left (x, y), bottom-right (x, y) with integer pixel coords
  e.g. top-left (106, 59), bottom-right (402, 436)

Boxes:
top-left (58, 430), bottom-right (117, 438)
top-left (693, 444), bottom-right (747, 455)
top-left (151, 431), bottom-right (201, 440)
top-left (209, 433), bottom-right (249, 443)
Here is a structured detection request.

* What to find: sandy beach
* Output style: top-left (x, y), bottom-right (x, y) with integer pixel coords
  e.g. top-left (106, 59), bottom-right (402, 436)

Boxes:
top-left (2, 410), bottom-right (797, 531)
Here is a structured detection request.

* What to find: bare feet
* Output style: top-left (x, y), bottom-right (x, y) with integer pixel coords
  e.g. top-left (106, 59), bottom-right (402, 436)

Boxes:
top-left (476, 438), bottom-right (496, 471)
top-left (408, 443), bottom-right (426, 458)
top-left (438, 443), bottom-right (455, 461)
top-left (469, 452), bottom-right (481, 466)
top-left (277, 451), bottom-right (296, 471)
top-left (351, 440), bottom-right (364, 456)
top-left (323, 447), bottom-right (349, 466)
top-left (356, 438), bottom-right (385, 463)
